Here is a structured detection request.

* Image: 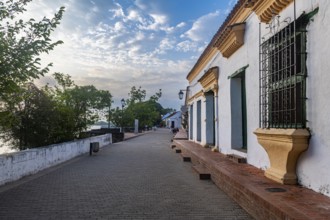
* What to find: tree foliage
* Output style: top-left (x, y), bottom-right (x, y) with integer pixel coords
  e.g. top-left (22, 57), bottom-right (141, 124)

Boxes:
top-left (110, 86), bottom-right (168, 130)
top-left (0, 2), bottom-right (114, 150)
top-left (127, 86), bottom-right (146, 104)
top-left (0, 83), bottom-right (65, 150)
top-left (0, 73), bottom-right (113, 150)
top-left (45, 73), bottom-right (113, 137)
top-left (0, 0), bottom-right (65, 98)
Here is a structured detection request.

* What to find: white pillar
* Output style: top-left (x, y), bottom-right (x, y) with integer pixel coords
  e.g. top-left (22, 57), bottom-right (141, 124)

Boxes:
top-left (214, 91), bottom-right (219, 149)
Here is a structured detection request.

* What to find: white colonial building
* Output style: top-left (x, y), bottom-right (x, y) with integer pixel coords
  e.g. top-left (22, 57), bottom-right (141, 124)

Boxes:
top-left (162, 112), bottom-right (182, 129)
top-left (185, 0), bottom-right (330, 197)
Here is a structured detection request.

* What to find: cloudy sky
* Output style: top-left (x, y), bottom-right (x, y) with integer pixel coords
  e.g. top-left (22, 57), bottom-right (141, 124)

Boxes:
top-left (24, 0), bottom-right (237, 110)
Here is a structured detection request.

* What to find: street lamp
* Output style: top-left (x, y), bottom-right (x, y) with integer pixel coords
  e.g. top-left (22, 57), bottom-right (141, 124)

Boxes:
top-left (121, 98), bottom-right (125, 108)
top-left (121, 98), bottom-right (125, 133)
top-left (178, 88), bottom-right (189, 135)
top-left (178, 90), bottom-right (184, 100)
top-left (108, 95), bottom-right (112, 129)
top-left (178, 87), bottom-right (190, 100)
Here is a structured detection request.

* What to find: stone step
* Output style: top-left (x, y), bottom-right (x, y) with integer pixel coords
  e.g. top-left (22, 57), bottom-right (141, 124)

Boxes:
top-left (192, 165), bottom-right (211, 180)
top-left (226, 154), bottom-right (247, 163)
top-left (181, 154), bottom-right (191, 162)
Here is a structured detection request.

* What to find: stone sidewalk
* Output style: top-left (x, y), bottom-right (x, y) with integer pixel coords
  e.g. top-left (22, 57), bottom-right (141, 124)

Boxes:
top-left (0, 128), bottom-right (252, 220)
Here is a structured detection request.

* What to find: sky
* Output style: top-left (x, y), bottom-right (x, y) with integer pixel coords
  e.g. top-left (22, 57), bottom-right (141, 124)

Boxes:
top-left (23, 0), bottom-right (237, 110)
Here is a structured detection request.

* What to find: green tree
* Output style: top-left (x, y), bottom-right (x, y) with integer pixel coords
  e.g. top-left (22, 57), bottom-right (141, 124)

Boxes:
top-left (0, 0), bottom-right (65, 98)
top-left (49, 73), bottom-right (113, 136)
top-left (149, 89), bottom-right (162, 102)
top-left (111, 86), bottom-right (165, 130)
top-left (0, 1), bottom-right (65, 149)
top-left (108, 107), bottom-right (127, 130)
top-left (127, 86), bottom-right (146, 104)
top-left (0, 83), bottom-right (62, 150)
top-left (0, 73), bottom-right (113, 150)
top-left (128, 101), bottom-right (160, 129)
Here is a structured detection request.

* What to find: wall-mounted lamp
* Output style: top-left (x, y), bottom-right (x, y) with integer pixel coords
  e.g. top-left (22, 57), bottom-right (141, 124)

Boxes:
top-left (178, 87), bottom-right (190, 100)
top-left (178, 90), bottom-right (185, 100)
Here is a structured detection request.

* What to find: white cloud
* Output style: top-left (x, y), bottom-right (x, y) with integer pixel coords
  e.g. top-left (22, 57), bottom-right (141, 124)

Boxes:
top-left (150, 13), bottom-right (167, 25)
top-left (134, 0), bottom-right (148, 10)
top-left (91, 5), bottom-right (99, 13)
top-left (85, 6), bottom-right (100, 22)
top-left (24, 0), bottom-right (211, 110)
top-left (176, 40), bottom-right (198, 52)
top-left (135, 32), bottom-right (145, 41)
top-left (183, 11), bottom-right (221, 42)
top-left (109, 2), bottom-right (125, 19)
top-left (128, 45), bottom-right (142, 57)
top-left (176, 22), bottom-right (186, 28)
top-left (149, 33), bottom-right (155, 40)
top-left (226, 0), bottom-right (238, 14)
top-left (137, 13), bottom-right (169, 32)
top-left (127, 9), bottom-right (140, 21)
top-left (114, 21), bottom-right (125, 32)
top-left (155, 38), bottom-right (176, 54)
top-left (228, 0), bottom-right (238, 8)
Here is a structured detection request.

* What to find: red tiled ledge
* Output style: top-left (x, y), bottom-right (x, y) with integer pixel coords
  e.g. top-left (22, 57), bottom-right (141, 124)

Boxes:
top-left (173, 139), bottom-right (330, 220)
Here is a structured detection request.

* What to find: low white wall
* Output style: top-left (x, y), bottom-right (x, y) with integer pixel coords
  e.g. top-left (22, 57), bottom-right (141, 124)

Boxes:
top-left (0, 134), bottom-right (112, 186)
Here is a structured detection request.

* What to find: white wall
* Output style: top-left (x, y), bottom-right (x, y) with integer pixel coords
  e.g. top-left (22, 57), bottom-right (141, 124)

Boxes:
top-left (296, 0), bottom-right (330, 197)
top-left (214, 13), bottom-right (269, 167)
top-left (0, 134), bottom-right (112, 186)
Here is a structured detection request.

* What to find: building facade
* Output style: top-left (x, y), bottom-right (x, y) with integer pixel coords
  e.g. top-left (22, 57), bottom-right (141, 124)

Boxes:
top-left (185, 0), bottom-right (330, 197)
top-left (162, 111), bottom-right (182, 129)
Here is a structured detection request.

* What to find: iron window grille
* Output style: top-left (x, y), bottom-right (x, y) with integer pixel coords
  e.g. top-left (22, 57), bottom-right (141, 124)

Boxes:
top-left (259, 12), bottom-right (308, 129)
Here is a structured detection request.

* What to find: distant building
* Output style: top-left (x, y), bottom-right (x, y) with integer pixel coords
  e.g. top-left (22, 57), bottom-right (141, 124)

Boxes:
top-left (184, 0), bottom-right (330, 197)
top-left (162, 112), bottom-right (182, 129)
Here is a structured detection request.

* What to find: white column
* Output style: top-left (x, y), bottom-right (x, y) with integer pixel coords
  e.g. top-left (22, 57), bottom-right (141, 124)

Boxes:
top-left (214, 89), bottom-right (219, 149)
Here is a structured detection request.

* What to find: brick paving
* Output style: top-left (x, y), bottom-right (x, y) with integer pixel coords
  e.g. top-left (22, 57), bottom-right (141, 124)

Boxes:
top-left (0, 128), bottom-right (252, 220)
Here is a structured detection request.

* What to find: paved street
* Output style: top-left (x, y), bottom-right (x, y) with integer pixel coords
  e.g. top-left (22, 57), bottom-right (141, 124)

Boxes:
top-left (0, 128), bottom-right (253, 220)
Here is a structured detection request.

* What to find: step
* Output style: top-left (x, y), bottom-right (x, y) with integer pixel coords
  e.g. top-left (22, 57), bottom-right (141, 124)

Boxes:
top-left (226, 154), bottom-right (247, 163)
top-left (175, 148), bottom-right (182, 153)
top-left (170, 144), bottom-right (176, 149)
top-left (181, 154), bottom-right (191, 162)
top-left (192, 165), bottom-right (211, 180)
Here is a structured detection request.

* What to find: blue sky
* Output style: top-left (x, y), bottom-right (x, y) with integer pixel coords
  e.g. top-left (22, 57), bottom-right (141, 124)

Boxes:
top-left (24, 0), bottom-right (237, 110)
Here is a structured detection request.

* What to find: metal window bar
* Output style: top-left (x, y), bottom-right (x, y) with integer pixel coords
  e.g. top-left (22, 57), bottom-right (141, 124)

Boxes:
top-left (259, 13), bottom-right (307, 129)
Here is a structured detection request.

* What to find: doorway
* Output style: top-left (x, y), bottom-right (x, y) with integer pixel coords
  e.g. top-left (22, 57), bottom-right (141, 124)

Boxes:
top-left (230, 68), bottom-right (247, 150)
top-left (205, 91), bottom-right (215, 146)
